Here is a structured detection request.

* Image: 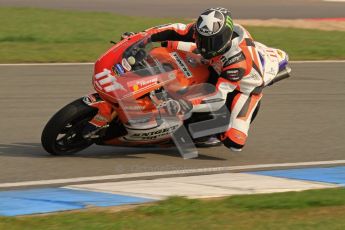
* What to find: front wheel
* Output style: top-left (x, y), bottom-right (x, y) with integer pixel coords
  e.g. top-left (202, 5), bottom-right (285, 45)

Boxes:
top-left (41, 98), bottom-right (98, 155)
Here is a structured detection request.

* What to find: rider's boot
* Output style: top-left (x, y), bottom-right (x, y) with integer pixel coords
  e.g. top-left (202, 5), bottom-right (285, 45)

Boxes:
top-left (194, 135), bottom-right (222, 148)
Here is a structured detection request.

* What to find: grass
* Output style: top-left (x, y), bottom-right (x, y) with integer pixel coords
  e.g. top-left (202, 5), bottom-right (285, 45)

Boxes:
top-left (0, 7), bottom-right (185, 63)
top-left (0, 7), bottom-right (344, 63)
top-left (1, 188), bottom-right (345, 229)
top-left (246, 26), bottom-right (345, 61)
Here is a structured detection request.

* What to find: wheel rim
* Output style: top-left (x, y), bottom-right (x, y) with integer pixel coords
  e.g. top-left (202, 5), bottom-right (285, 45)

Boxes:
top-left (54, 117), bottom-right (93, 153)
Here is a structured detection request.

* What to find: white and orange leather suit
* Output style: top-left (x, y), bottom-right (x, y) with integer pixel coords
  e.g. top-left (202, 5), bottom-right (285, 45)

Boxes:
top-left (146, 22), bottom-right (288, 149)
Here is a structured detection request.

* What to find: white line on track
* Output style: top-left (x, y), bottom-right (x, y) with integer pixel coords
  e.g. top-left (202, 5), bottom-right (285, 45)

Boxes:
top-left (291, 60), bottom-right (345, 63)
top-left (0, 60), bottom-right (345, 67)
top-left (323, 0), bottom-right (345, 2)
top-left (1, 160), bottom-right (345, 188)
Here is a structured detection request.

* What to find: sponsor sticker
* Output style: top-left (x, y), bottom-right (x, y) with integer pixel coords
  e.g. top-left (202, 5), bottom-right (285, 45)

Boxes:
top-left (82, 94), bottom-right (97, 105)
top-left (170, 52), bottom-right (192, 78)
top-left (223, 52), bottom-right (245, 66)
top-left (115, 64), bottom-right (125, 75)
top-left (94, 114), bottom-right (108, 122)
top-left (267, 67), bottom-right (276, 76)
top-left (197, 10), bottom-right (225, 36)
top-left (122, 58), bottom-right (132, 72)
top-left (277, 50), bottom-right (284, 58)
top-left (95, 68), bottom-right (126, 92)
top-left (130, 124), bottom-right (180, 140)
top-left (127, 76), bottom-right (158, 92)
top-left (249, 72), bottom-right (261, 81)
top-left (123, 105), bottom-right (146, 111)
top-left (224, 68), bottom-right (243, 81)
top-left (226, 15), bottom-right (234, 30)
top-left (82, 96), bottom-right (92, 105)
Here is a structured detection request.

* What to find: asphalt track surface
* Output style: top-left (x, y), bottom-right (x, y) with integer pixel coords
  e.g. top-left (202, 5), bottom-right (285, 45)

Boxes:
top-left (1, 0), bottom-right (345, 19)
top-left (0, 61), bottom-right (344, 185)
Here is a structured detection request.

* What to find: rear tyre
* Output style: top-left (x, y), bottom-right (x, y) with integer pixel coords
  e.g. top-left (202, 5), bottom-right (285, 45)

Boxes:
top-left (41, 98), bottom-right (98, 155)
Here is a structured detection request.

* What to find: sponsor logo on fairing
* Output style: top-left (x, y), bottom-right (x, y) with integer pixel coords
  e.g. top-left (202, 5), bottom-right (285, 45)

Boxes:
top-left (248, 72), bottom-right (261, 81)
top-left (267, 67), bottom-right (276, 76)
top-left (95, 68), bottom-right (126, 92)
top-left (130, 124), bottom-right (180, 140)
top-left (82, 96), bottom-right (92, 105)
top-left (138, 78), bottom-right (158, 86)
top-left (94, 114), bottom-right (108, 122)
top-left (128, 76), bottom-right (158, 92)
top-left (123, 105), bottom-right (146, 111)
top-left (277, 49), bottom-right (284, 58)
top-left (115, 64), bottom-right (125, 75)
top-left (121, 58), bottom-right (132, 71)
top-left (82, 94), bottom-right (99, 105)
top-left (170, 52), bottom-right (192, 78)
top-left (121, 58), bottom-right (132, 72)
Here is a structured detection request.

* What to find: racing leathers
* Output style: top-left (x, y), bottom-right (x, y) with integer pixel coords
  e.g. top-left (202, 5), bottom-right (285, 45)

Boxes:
top-left (145, 22), bottom-right (284, 150)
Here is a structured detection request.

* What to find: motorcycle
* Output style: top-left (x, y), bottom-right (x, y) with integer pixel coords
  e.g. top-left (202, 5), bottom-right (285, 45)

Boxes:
top-left (41, 33), bottom-right (290, 158)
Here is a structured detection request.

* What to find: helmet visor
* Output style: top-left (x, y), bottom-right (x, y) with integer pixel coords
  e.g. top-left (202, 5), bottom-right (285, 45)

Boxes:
top-left (196, 29), bottom-right (232, 58)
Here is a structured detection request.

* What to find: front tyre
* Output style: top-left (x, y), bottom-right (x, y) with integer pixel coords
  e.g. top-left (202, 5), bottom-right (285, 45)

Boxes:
top-left (41, 98), bottom-right (98, 155)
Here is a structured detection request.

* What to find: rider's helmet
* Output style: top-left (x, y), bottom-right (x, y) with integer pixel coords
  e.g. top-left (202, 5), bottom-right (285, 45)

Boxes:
top-left (195, 7), bottom-right (234, 59)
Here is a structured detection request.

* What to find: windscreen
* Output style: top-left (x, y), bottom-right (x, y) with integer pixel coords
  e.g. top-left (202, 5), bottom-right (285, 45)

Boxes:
top-left (120, 37), bottom-right (176, 78)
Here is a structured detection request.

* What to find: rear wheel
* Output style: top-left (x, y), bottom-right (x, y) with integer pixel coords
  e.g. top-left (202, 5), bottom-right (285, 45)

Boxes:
top-left (41, 98), bottom-right (98, 155)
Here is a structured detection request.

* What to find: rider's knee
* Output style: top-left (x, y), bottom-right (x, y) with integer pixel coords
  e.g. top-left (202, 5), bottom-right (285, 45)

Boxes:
top-left (223, 138), bottom-right (244, 150)
top-left (221, 128), bottom-right (247, 150)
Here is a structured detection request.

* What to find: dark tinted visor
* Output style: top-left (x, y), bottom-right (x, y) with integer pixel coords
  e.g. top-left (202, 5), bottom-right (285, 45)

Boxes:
top-left (196, 29), bottom-right (232, 57)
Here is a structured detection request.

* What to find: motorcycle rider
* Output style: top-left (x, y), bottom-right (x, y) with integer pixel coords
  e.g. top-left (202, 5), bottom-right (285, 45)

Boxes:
top-left (126, 7), bottom-right (289, 151)
top-left (88, 7), bottom-right (290, 151)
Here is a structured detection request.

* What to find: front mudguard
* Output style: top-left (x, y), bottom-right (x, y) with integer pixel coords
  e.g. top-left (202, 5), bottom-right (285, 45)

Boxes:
top-left (82, 93), bottom-right (115, 127)
top-left (82, 93), bottom-right (128, 143)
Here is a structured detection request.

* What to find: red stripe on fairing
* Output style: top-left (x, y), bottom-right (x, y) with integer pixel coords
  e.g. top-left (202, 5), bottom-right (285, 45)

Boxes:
top-left (305, 18), bottom-right (345, 21)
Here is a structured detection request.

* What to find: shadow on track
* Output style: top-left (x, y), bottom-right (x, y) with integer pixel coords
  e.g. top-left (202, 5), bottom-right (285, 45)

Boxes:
top-left (0, 143), bottom-right (226, 161)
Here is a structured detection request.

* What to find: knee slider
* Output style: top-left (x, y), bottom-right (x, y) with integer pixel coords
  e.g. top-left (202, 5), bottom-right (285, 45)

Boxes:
top-left (223, 138), bottom-right (244, 149)
top-left (221, 128), bottom-right (247, 149)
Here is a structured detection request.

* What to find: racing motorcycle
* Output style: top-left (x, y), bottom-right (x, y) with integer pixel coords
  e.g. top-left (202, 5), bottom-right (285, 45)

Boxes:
top-left (41, 33), bottom-right (291, 158)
